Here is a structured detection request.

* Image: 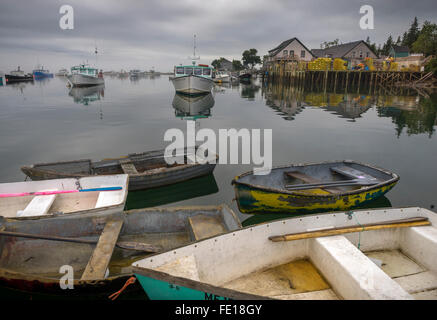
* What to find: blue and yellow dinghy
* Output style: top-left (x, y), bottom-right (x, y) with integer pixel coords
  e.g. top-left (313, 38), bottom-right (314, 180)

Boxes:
top-left (232, 160), bottom-right (399, 214)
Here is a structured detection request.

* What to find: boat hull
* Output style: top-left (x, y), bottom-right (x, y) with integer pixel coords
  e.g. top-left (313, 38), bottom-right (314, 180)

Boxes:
top-left (172, 75), bottom-right (213, 95)
top-left (21, 148), bottom-right (218, 191)
top-left (5, 75), bottom-right (34, 83)
top-left (232, 160), bottom-right (399, 214)
top-left (33, 71), bottom-right (53, 78)
top-left (67, 74), bottom-right (105, 87)
top-left (0, 205), bottom-right (241, 298)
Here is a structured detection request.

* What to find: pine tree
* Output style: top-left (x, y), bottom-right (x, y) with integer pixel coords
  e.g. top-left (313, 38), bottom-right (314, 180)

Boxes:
top-left (405, 17), bottom-right (419, 48)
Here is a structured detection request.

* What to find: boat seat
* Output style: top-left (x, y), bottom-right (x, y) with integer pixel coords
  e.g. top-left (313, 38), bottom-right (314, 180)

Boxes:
top-left (17, 194), bottom-right (57, 217)
top-left (95, 187), bottom-right (118, 209)
top-left (284, 171), bottom-right (342, 194)
top-left (330, 166), bottom-right (379, 182)
top-left (187, 214), bottom-right (227, 241)
top-left (120, 159), bottom-right (139, 175)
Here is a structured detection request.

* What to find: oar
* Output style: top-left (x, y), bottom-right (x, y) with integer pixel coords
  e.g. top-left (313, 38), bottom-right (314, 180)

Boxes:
top-left (268, 217), bottom-right (430, 242)
top-left (0, 186), bottom-right (123, 198)
top-left (284, 179), bottom-right (378, 191)
top-left (0, 230), bottom-right (162, 253)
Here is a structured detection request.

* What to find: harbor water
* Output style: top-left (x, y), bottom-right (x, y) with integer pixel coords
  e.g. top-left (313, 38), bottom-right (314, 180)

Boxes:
top-left (0, 75), bottom-right (437, 226)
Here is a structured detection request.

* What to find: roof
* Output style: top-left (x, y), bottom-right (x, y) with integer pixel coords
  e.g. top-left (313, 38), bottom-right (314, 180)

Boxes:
top-left (268, 37), bottom-right (315, 58)
top-left (391, 45), bottom-right (410, 53)
top-left (311, 40), bottom-right (378, 59)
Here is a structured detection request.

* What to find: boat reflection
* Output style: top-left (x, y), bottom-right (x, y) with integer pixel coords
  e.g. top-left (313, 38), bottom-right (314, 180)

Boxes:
top-left (68, 85), bottom-right (105, 105)
top-left (241, 195), bottom-right (393, 227)
top-left (240, 83), bottom-right (260, 100)
top-left (172, 93), bottom-right (215, 120)
top-left (125, 174), bottom-right (219, 210)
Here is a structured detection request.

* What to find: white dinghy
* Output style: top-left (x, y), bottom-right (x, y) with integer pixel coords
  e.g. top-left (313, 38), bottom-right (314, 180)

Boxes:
top-left (133, 207), bottom-right (437, 300)
top-left (0, 174), bottom-right (128, 220)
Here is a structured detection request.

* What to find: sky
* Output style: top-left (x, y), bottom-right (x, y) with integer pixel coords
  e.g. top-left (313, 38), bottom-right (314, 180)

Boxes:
top-left (0, 0), bottom-right (436, 73)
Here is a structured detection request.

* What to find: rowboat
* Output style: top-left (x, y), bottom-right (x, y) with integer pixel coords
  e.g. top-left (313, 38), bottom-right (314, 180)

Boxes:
top-left (0, 174), bottom-right (128, 220)
top-left (132, 207), bottom-right (437, 300)
top-left (21, 147), bottom-right (218, 191)
top-left (232, 160), bottom-right (399, 214)
top-left (0, 204), bottom-right (241, 298)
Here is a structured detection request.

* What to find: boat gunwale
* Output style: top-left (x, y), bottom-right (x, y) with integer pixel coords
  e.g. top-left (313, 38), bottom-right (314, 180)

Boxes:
top-left (172, 74), bottom-right (214, 82)
top-left (231, 160), bottom-right (399, 198)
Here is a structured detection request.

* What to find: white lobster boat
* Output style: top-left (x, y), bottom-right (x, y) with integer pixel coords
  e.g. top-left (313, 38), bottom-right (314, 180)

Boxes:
top-left (67, 64), bottom-right (104, 87)
top-left (133, 207), bottom-right (437, 300)
top-left (172, 65), bottom-right (214, 95)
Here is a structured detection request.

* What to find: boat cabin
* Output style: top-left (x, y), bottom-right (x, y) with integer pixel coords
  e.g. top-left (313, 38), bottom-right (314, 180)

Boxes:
top-left (71, 64), bottom-right (101, 78)
top-left (174, 65), bottom-right (213, 79)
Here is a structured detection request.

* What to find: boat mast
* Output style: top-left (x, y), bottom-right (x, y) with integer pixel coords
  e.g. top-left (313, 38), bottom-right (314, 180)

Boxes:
top-left (189, 34), bottom-right (200, 66)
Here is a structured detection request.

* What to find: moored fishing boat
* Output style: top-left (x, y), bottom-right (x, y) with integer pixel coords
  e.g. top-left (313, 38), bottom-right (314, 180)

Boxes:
top-left (32, 65), bottom-right (53, 78)
top-left (5, 67), bottom-right (34, 83)
top-left (0, 204), bottom-right (241, 298)
top-left (232, 160), bottom-right (399, 214)
top-left (238, 70), bottom-right (252, 82)
top-left (21, 147), bottom-right (218, 191)
top-left (0, 174), bottom-right (128, 220)
top-left (67, 64), bottom-right (104, 87)
top-left (55, 68), bottom-right (69, 76)
top-left (132, 207), bottom-right (437, 300)
top-left (213, 71), bottom-right (231, 83)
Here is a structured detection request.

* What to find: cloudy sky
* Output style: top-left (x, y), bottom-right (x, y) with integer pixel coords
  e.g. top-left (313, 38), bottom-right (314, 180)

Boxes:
top-left (0, 0), bottom-right (436, 73)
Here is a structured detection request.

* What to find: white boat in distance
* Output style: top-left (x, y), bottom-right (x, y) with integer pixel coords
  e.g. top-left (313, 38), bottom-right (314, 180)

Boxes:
top-left (172, 65), bottom-right (214, 95)
top-left (67, 64), bottom-right (105, 87)
top-left (0, 174), bottom-right (128, 220)
top-left (213, 71), bottom-right (231, 83)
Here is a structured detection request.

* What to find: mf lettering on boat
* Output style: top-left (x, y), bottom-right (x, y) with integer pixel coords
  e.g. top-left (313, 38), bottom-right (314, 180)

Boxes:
top-left (204, 292), bottom-right (231, 300)
top-left (164, 120), bottom-right (272, 175)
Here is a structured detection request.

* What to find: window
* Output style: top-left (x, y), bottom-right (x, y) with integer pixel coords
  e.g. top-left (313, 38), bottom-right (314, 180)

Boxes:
top-left (366, 52), bottom-right (370, 58)
top-left (184, 67), bottom-right (193, 75)
top-left (301, 50), bottom-right (305, 58)
top-left (176, 67), bottom-right (184, 74)
top-left (283, 50), bottom-right (288, 56)
top-left (203, 68), bottom-right (211, 76)
top-left (194, 68), bottom-right (202, 75)
top-left (359, 51), bottom-right (363, 58)
top-left (290, 50), bottom-right (294, 57)
top-left (352, 51), bottom-right (356, 58)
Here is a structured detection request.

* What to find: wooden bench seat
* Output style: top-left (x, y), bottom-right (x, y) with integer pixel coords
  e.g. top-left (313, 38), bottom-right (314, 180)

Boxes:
top-left (187, 215), bottom-right (227, 241)
top-left (17, 194), bottom-right (57, 217)
top-left (330, 166), bottom-right (379, 182)
top-left (284, 171), bottom-right (342, 194)
top-left (120, 159), bottom-right (139, 175)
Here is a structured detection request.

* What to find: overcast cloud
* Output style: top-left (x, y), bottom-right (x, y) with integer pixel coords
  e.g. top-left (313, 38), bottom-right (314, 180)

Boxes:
top-left (0, 0), bottom-right (436, 72)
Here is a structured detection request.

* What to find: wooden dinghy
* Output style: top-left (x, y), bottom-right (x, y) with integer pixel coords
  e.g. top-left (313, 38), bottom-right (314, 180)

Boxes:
top-left (21, 147), bottom-right (218, 191)
top-left (0, 204), bottom-right (240, 298)
top-left (133, 207), bottom-right (437, 300)
top-left (0, 174), bottom-right (128, 220)
top-left (232, 160), bottom-right (399, 214)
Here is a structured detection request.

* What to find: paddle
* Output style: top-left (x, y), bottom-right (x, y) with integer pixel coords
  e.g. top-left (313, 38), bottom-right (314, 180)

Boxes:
top-left (284, 179), bottom-right (377, 191)
top-left (0, 230), bottom-right (162, 253)
top-left (268, 217), bottom-right (430, 242)
top-left (0, 186), bottom-right (123, 198)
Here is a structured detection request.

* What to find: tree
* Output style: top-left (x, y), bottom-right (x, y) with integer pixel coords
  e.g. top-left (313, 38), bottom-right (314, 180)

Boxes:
top-left (211, 59), bottom-right (221, 70)
top-left (241, 49), bottom-right (261, 70)
top-left (412, 21), bottom-right (437, 56)
top-left (404, 17), bottom-right (420, 48)
top-left (232, 59), bottom-right (244, 71)
top-left (320, 39), bottom-right (340, 49)
top-left (381, 35), bottom-right (394, 56)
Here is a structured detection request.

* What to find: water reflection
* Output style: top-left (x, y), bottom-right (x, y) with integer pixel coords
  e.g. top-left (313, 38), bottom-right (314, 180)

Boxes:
top-left (125, 174), bottom-right (219, 210)
top-left (172, 93), bottom-right (214, 120)
top-left (263, 82), bottom-right (437, 135)
top-left (240, 82), bottom-right (260, 100)
top-left (68, 85), bottom-right (105, 106)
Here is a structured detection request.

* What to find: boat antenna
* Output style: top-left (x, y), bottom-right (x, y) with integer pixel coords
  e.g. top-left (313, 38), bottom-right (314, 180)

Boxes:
top-left (95, 40), bottom-right (98, 68)
top-left (188, 34), bottom-right (200, 66)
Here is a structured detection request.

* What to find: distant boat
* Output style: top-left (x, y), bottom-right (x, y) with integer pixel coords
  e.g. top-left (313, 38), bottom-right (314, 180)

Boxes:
top-left (213, 71), bottom-right (231, 83)
top-left (171, 35), bottom-right (214, 95)
top-left (5, 66), bottom-right (33, 83)
top-left (67, 64), bottom-right (104, 87)
top-left (32, 65), bottom-right (53, 78)
top-left (129, 70), bottom-right (142, 78)
top-left (55, 68), bottom-right (68, 76)
top-left (238, 70), bottom-right (252, 82)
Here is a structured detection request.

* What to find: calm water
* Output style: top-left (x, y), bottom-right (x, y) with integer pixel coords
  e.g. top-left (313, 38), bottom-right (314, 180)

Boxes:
top-left (1, 75), bottom-right (437, 225)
